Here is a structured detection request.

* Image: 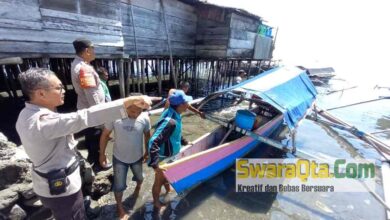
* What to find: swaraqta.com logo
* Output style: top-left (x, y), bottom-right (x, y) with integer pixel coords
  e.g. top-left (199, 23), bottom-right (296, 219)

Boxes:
top-left (236, 159), bottom-right (376, 192)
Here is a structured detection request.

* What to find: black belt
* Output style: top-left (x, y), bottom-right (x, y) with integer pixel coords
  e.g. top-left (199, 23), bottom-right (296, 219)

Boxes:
top-left (34, 160), bottom-right (79, 179)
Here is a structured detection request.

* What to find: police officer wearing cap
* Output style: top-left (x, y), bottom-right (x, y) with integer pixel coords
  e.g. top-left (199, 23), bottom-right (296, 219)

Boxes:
top-left (148, 90), bottom-right (192, 209)
top-left (16, 68), bottom-right (154, 220)
top-left (71, 38), bottom-right (108, 170)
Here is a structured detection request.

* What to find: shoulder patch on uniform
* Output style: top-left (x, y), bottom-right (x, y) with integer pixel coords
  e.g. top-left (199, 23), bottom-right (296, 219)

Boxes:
top-left (39, 114), bottom-right (49, 120)
top-left (79, 66), bottom-right (97, 89)
top-left (39, 113), bottom-right (59, 121)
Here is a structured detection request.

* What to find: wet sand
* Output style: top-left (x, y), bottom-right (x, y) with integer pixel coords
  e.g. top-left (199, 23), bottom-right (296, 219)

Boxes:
top-left (92, 112), bottom-right (220, 219)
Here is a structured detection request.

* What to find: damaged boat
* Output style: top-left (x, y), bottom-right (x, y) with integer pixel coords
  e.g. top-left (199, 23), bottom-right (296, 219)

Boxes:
top-left (161, 66), bottom-right (318, 194)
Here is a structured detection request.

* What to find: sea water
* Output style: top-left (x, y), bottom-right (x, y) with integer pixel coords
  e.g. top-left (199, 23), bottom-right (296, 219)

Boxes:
top-left (154, 72), bottom-right (390, 220)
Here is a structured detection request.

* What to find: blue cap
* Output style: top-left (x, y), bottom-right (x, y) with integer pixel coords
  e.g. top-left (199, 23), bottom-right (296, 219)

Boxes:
top-left (169, 90), bottom-right (193, 106)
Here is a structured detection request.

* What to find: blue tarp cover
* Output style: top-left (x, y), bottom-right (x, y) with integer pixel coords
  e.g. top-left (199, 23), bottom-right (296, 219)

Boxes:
top-left (228, 66), bottom-right (317, 130)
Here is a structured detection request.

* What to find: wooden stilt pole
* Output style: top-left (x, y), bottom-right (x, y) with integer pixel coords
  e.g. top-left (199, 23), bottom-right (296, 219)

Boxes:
top-left (146, 59), bottom-right (150, 84)
top-left (125, 60), bottom-right (130, 96)
top-left (184, 60), bottom-right (189, 82)
top-left (211, 61), bottom-right (215, 93)
top-left (227, 60), bottom-right (234, 87)
top-left (141, 59), bottom-right (146, 94)
top-left (1, 66), bottom-right (17, 99)
top-left (179, 59), bottom-right (184, 83)
top-left (136, 59), bottom-right (140, 92)
top-left (191, 59), bottom-right (196, 91)
top-left (130, 60), bottom-right (135, 93)
top-left (118, 59), bottom-right (125, 98)
top-left (216, 60), bottom-right (221, 91)
top-left (156, 59), bottom-right (162, 96)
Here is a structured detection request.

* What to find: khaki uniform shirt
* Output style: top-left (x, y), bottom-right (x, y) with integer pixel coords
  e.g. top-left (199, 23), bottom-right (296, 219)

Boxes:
top-left (16, 100), bottom-right (128, 198)
top-left (71, 56), bottom-right (105, 110)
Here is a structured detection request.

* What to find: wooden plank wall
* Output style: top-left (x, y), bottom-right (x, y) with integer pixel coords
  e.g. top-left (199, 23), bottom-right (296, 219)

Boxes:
top-left (227, 13), bottom-right (260, 58)
top-left (121, 0), bottom-right (196, 57)
top-left (0, 0), bottom-right (124, 58)
top-left (195, 5), bottom-right (230, 58)
top-left (0, 0), bottom-right (197, 58)
top-left (0, 0), bottom-right (42, 58)
top-left (0, 0), bottom-right (269, 59)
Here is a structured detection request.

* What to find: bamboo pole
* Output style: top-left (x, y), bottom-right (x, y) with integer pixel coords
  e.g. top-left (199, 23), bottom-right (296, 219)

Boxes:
top-left (308, 107), bottom-right (390, 214)
top-left (326, 97), bottom-right (390, 111)
top-left (205, 112), bottom-right (390, 212)
top-left (129, 0), bottom-right (140, 93)
top-left (326, 86), bottom-right (357, 95)
top-left (313, 108), bottom-right (390, 158)
top-left (160, 0), bottom-right (177, 88)
top-left (370, 129), bottom-right (390, 135)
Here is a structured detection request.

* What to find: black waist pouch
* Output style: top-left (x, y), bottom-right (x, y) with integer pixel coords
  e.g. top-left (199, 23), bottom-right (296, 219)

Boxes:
top-left (46, 169), bottom-right (70, 195)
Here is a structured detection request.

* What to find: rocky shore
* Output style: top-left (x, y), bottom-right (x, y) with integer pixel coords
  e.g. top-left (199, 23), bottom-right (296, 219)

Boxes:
top-left (0, 131), bottom-right (184, 220)
top-left (0, 132), bottom-right (141, 220)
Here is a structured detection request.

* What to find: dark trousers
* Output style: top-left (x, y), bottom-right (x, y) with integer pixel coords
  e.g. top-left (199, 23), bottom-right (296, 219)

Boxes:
top-left (39, 190), bottom-right (85, 220)
top-left (85, 127), bottom-right (101, 165)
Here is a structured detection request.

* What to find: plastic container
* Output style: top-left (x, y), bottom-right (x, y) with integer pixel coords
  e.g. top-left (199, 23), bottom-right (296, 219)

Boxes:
top-left (258, 25), bottom-right (266, 36)
top-left (266, 27), bottom-right (272, 37)
top-left (235, 110), bottom-right (256, 130)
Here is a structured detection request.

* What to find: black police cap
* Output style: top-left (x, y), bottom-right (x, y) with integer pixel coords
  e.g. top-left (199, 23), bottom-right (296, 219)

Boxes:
top-left (72, 38), bottom-right (94, 53)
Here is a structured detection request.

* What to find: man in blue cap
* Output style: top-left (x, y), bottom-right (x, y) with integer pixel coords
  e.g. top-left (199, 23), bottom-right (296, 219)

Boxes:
top-left (148, 89), bottom-right (192, 209)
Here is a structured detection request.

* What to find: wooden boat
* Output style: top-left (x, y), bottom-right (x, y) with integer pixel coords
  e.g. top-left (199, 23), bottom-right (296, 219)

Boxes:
top-left (161, 66), bottom-right (318, 194)
top-left (297, 66), bottom-right (336, 86)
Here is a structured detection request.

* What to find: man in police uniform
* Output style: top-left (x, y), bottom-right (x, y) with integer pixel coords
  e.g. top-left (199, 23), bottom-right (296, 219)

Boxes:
top-left (71, 38), bottom-right (107, 170)
top-left (16, 68), bottom-right (155, 220)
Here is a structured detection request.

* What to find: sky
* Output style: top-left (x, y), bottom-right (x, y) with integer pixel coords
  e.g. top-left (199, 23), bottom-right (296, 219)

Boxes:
top-left (208, 0), bottom-right (390, 85)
